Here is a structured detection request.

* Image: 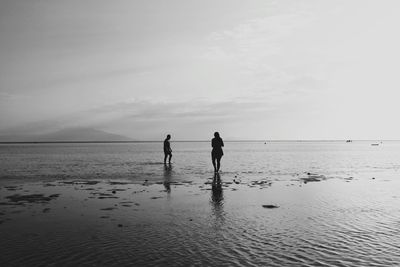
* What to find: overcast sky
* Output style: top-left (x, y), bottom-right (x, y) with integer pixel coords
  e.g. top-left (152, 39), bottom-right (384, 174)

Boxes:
top-left (1, 0), bottom-right (400, 140)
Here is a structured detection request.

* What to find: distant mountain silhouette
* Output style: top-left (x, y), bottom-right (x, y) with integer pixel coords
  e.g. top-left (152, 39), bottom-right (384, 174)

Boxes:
top-left (0, 127), bottom-right (133, 142)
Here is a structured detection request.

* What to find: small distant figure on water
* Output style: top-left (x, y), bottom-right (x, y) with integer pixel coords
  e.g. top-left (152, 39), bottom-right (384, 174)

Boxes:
top-left (164, 134), bottom-right (172, 164)
top-left (211, 132), bottom-right (224, 173)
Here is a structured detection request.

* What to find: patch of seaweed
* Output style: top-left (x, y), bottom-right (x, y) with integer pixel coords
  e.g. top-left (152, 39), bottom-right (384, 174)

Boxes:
top-left (300, 172), bottom-right (326, 183)
top-left (249, 179), bottom-right (273, 187)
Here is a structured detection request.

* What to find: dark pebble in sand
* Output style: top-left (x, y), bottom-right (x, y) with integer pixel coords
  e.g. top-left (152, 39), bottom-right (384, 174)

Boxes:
top-left (112, 191), bottom-right (116, 194)
top-left (262, 205), bottom-right (279, 209)
top-left (121, 204), bottom-right (132, 207)
top-left (100, 216), bottom-right (110, 219)
top-left (42, 208), bottom-right (51, 213)
top-left (118, 224), bottom-right (123, 227)
top-left (150, 196), bottom-right (163, 199)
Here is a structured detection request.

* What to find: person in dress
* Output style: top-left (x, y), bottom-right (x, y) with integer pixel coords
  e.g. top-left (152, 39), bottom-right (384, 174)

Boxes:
top-left (211, 132), bottom-right (224, 173)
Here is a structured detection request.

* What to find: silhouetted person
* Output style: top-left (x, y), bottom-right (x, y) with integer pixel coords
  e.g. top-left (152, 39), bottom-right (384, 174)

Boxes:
top-left (211, 132), bottom-right (224, 173)
top-left (164, 134), bottom-right (172, 164)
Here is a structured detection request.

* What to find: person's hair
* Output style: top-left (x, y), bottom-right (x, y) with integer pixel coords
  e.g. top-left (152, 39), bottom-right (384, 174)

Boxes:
top-left (214, 132), bottom-right (220, 138)
top-left (166, 134), bottom-right (171, 139)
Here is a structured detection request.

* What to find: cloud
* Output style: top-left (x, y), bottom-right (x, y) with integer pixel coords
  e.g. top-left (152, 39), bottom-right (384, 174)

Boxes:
top-left (200, 3), bottom-right (326, 103)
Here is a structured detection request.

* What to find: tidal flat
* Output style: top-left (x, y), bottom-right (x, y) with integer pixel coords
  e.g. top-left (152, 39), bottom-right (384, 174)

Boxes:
top-left (1, 175), bottom-right (399, 266)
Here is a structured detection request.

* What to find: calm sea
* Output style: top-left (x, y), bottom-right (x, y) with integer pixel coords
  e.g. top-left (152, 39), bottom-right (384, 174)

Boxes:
top-left (1, 141), bottom-right (399, 183)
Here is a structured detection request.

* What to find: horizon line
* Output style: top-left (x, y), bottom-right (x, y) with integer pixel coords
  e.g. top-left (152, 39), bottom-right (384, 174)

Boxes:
top-left (0, 139), bottom-right (393, 144)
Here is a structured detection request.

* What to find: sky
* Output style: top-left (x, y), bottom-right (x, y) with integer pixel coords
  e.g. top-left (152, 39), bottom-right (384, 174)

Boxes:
top-left (1, 0), bottom-right (400, 140)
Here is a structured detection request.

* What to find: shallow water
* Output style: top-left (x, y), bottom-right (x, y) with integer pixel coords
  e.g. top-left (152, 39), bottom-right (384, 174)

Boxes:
top-left (1, 141), bottom-right (400, 183)
top-left (0, 178), bottom-right (399, 266)
top-left (1, 141), bottom-right (400, 266)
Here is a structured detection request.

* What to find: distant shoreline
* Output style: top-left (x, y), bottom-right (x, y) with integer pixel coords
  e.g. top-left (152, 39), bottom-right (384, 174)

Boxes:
top-left (0, 140), bottom-right (395, 144)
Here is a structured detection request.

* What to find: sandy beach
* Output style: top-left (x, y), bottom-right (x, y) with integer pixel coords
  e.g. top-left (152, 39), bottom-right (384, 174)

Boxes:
top-left (1, 172), bottom-right (399, 266)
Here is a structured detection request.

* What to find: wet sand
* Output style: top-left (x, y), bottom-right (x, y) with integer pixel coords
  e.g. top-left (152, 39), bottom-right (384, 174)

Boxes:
top-left (1, 173), bottom-right (400, 266)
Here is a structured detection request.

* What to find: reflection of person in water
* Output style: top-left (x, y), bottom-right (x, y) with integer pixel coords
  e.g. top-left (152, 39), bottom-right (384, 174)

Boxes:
top-left (211, 132), bottom-right (224, 173)
top-left (163, 163), bottom-right (172, 193)
top-left (164, 134), bottom-right (172, 164)
top-left (211, 172), bottom-right (224, 223)
top-left (211, 172), bottom-right (223, 204)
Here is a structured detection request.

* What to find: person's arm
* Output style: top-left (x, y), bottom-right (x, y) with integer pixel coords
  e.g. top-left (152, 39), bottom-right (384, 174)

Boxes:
top-left (211, 138), bottom-right (215, 148)
top-left (168, 142), bottom-right (172, 152)
top-left (221, 139), bottom-right (224, 147)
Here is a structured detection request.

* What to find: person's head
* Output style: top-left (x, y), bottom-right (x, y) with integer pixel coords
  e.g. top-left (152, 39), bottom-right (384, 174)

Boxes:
top-left (214, 132), bottom-right (220, 138)
top-left (166, 134), bottom-right (171, 140)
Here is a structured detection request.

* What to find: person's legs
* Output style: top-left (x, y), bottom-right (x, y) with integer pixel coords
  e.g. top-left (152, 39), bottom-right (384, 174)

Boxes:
top-left (164, 153), bottom-right (168, 164)
top-left (216, 157), bottom-right (221, 172)
top-left (168, 153), bottom-right (172, 163)
top-left (212, 154), bottom-right (217, 172)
